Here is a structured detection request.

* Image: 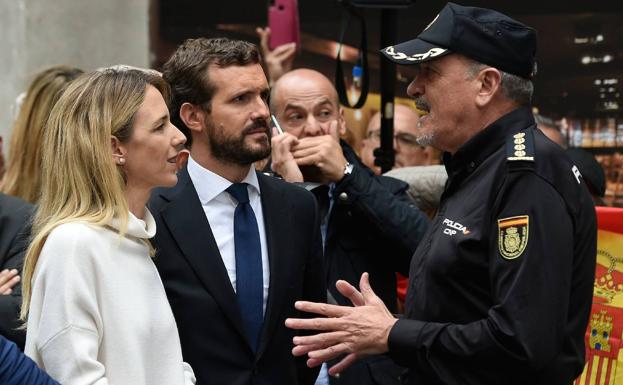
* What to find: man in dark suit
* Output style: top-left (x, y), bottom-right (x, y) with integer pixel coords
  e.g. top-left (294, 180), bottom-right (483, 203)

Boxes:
top-left (0, 193), bottom-right (33, 350)
top-left (269, 69), bottom-right (430, 384)
top-left (149, 37), bottom-right (325, 385)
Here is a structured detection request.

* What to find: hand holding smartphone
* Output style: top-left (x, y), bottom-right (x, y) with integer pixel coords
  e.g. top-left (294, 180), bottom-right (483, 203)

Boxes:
top-left (268, 0), bottom-right (300, 50)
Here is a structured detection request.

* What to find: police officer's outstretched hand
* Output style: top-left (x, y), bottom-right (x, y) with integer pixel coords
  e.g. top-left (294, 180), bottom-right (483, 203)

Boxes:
top-left (285, 273), bottom-right (398, 376)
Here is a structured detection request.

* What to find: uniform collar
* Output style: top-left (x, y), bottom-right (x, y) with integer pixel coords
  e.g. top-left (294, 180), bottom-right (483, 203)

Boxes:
top-left (443, 106), bottom-right (535, 177)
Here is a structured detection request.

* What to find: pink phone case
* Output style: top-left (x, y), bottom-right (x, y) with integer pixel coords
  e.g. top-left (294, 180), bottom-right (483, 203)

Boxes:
top-left (268, 0), bottom-right (300, 50)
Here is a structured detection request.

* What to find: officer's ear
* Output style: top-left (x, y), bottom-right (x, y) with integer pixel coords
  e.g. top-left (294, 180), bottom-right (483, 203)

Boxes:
top-left (475, 68), bottom-right (502, 107)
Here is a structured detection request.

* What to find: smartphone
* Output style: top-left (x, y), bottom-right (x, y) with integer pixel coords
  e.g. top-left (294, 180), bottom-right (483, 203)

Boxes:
top-left (271, 115), bottom-right (284, 135)
top-left (268, 0), bottom-right (300, 50)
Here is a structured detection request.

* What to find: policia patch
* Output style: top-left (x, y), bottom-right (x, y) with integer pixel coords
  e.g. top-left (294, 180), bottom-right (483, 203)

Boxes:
top-left (498, 216), bottom-right (529, 259)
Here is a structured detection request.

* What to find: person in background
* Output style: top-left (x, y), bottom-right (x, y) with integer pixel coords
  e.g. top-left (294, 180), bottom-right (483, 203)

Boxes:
top-left (566, 147), bottom-right (607, 205)
top-left (535, 113), bottom-right (567, 148)
top-left (256, 27), bottom-right (297, 86)
top-left (1, 65), bottom-right (83, 203)
top-left (21, 68), bottom-right (195, 385)
top-left (285, 4), bottom-right (596, 385)
top-left (152, 37), bottom-right (325, 385)
top-left (270, 68), bottom-right (429, 385)
top-left (361, 104), bottom-right (440, 174)
top-left (0, 193), bottom-right (33, 350)
top-left (0, 334), bottom-right (60, 385)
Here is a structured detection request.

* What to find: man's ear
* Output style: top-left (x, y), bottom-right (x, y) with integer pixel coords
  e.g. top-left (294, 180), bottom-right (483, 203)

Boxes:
top-left (179, 102), bottom-right (206, 134)
top-left (475, 68), bottom-right (502, 107)
top-left (337, 107), bottom-right (347, 136)
top-left (111, 136), bottom-right (126, 165)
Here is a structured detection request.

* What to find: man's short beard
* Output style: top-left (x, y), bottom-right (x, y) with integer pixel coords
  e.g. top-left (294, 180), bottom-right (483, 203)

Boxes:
top-left (207, 120), bottom-right (271, 166)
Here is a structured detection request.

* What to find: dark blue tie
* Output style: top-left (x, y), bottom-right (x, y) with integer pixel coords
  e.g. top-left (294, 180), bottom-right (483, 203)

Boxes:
top-left (226, 183), bottom-right (264, 352)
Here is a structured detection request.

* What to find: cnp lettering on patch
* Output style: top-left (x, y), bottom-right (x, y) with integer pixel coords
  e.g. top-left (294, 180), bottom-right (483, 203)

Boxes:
top-left (498, 216), bottom-right (529, 260)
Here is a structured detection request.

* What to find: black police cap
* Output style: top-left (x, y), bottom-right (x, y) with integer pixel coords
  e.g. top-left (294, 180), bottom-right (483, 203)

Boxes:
top-left (381, 2), bottom-right (538, 79)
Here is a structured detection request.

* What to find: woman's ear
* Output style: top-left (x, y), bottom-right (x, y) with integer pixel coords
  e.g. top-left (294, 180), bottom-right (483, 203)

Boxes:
top-left (111, 136), bottom-right (126, 166)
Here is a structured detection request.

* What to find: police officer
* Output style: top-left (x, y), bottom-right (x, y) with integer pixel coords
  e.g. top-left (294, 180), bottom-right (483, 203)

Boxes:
top-left (284, 3), bottom-right (597, 385)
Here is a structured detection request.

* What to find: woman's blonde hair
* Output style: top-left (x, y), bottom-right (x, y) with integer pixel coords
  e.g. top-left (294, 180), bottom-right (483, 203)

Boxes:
top-left (20, 68), bottom-right (170, 321)
top-left (1, 65), bottom-right (83, 203)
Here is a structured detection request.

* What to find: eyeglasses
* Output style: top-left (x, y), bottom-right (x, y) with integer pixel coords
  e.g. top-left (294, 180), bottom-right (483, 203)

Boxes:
top-left (366, 129), bottom-right (422, 148)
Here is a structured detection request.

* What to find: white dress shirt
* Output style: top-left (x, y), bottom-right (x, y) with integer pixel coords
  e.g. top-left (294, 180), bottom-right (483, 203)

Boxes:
top-left (187, 155), bottom-right (270, 313)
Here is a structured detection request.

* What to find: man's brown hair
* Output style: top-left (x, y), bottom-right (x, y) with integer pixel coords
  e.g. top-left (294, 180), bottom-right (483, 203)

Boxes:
top-left (162, 37), bottom-right (262, 148)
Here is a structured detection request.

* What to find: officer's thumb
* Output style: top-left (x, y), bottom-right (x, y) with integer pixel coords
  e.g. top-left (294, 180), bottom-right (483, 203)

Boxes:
top-left (359, 272), bottom-right (377, 304)
top-left (336, 280), bottom-right (364, 307)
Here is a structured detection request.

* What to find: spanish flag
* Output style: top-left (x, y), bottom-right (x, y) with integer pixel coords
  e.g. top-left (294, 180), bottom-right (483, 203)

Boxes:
top-left (576, 207), bottom-right (623, 385)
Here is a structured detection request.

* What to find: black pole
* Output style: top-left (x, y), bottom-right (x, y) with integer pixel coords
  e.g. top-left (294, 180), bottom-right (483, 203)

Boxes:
top-left (375, 9), bottom-right (397, 174)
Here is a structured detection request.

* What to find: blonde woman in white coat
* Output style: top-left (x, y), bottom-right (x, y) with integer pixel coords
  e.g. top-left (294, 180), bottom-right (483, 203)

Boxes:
top-left (21, 68), bottom-right (195, 385)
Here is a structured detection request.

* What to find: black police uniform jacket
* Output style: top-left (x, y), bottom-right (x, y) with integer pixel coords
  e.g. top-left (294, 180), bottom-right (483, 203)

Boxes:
top-left (386, 107), bottom-right (597, 385)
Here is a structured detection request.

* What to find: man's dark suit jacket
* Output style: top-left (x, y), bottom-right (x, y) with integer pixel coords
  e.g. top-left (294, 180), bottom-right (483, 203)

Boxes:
top-left (149, 167), bottom-right (325, 385)
top-left (0, 193), bottom-right (34, 350)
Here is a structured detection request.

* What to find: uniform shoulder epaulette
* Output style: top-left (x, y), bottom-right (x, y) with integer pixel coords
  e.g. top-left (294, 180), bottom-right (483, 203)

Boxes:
top-left (506, 127), bottom-right (535, 163)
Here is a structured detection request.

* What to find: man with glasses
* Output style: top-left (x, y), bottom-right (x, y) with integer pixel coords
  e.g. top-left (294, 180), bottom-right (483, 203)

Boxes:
top-left (361, 104), bottom-right (433, 174)
top-left (270, 68), bottom-right (430, 385)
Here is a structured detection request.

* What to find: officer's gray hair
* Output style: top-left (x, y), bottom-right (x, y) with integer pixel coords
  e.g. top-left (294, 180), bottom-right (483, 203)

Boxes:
top-left (465, 60), bottom-right (533, 106)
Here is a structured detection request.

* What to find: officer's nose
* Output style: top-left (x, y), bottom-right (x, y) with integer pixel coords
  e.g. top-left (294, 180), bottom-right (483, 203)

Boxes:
top-left (407, 76), bottom-right (424, 98)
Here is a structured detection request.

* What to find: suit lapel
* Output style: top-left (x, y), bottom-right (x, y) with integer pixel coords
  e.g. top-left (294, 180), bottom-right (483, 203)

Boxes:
top-left (256, 174), bottom-right (293, 357)
top-left (159, 168), bottom-right (247, 343)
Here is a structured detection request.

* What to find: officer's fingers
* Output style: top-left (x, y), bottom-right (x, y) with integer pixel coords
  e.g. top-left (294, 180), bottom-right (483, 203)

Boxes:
top-left (293, 331), bottom-right (349, 349)
top-left (328, 353), bottom-right (359, 376)
top-left (306, 357), bottom-right (325, 368)
top-left (294, 301), bottom-right (351, 318)
top-left (292, 342), bottom-right (327, 356)
top-left (307, 342), bottom-right (351, 362)
top-left (359, 273), bottom-right (380, 303)
top-left (336, 280), bottom-right (364, 307)
top-left (286, 316), bottom-right (345, 333)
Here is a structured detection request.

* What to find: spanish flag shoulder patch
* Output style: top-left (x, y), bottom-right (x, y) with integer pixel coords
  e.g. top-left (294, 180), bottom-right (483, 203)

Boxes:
top-left (497, 215), bottom-right (529, 260)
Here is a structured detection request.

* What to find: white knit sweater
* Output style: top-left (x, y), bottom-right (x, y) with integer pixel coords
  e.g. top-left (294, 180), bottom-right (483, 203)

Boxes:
top-left (25, 210), bottom-right (195, 385)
